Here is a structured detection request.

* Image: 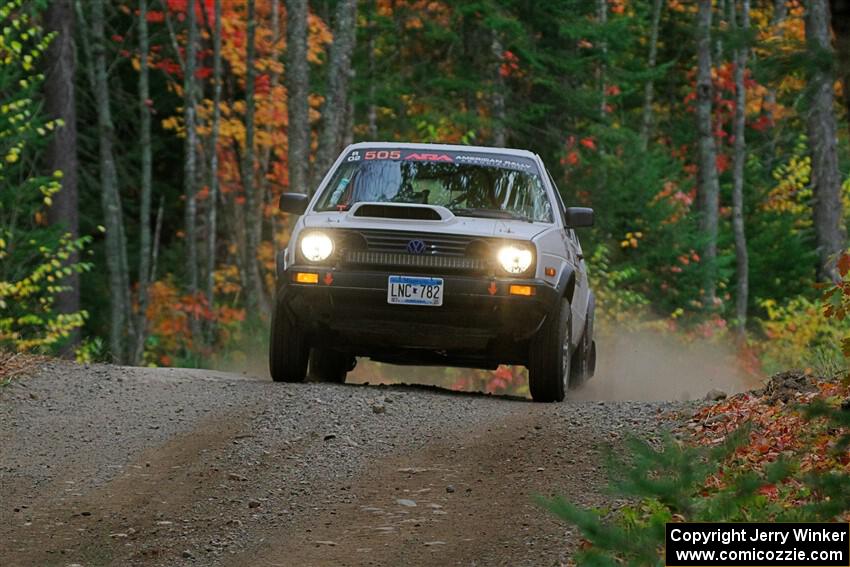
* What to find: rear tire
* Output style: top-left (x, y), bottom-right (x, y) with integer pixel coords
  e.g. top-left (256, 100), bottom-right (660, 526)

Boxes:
top-left (269, 299), bottom-right (309, 383)
top-left (528, 298), bottom-right (571, 402)
top-left (308, 348), bottom-right (350, 383)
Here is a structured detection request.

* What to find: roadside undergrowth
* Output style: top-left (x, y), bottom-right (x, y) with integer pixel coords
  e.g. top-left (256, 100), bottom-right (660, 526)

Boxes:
top-left (0, 351), bottom-right (50, 386)
top-left (540, 371), bottom-right (850, 565)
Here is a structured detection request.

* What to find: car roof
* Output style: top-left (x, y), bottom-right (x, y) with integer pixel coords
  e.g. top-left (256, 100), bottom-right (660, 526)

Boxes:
top-left (344, 141), bottom-right (540, 161)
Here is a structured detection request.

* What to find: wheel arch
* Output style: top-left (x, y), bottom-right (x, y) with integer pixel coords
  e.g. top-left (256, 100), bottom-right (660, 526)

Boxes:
top-left (556, 266), bottom-right (577, 303)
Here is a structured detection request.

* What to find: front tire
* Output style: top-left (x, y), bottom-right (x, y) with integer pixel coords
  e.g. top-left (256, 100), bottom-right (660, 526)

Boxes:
top-left (269, 299), bottom-right (309, 383)
top-left (528, 298), bottom-right (571, 402)
top-left (570, 301), bottom-right (596, 388)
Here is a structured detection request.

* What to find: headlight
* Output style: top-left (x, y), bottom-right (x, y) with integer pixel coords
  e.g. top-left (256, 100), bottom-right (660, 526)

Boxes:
top-left (300, 232), bottom-right (334, 262)
top-left (497, 245), bottom-right (533, 274)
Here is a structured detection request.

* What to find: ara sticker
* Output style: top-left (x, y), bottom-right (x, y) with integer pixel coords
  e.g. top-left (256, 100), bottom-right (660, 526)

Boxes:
top-left (403, 152), bottom-right (453, 162)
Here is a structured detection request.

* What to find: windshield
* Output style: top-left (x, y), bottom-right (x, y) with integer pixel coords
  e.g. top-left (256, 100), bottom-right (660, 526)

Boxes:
top-left (315, 149), bottom-right (554, 223)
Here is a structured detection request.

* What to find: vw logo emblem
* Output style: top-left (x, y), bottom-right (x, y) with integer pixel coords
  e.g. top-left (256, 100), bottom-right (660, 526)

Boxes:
top-left (407, 239), bottom-right (427, 255)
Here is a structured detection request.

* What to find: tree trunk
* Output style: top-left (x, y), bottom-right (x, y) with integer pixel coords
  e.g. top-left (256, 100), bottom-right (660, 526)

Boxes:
top-left (597, 0), bottom-right (608, 119)
top-left (286, 0), bottom-right (310, 194)
top-left (241, 0), bottom-right (267, 313)
top-left (83, 0), bottom-right (133, 362)
top-left (730, 0), bottom-right (750, 341)
top-left (312, 0), bottom-right (358, 189)
top-left (763, 0), bottom-right (787, 168)
top-left (491, 32), bottom-right (506, 147)
top-left (366, 2), bottom-right (377, 140)
top-left (184, 0), bottom-right (200, 337)
top-left (206, 0), bottom-right (222, 319)
top-left (696, 0), bottom-right (721, 306)
top-left (806, 0), bottom-right (847, 282)
top-left (830, 0), bottom-right (850, 139)
top-left (639, 0), bottom-right (664, 149)
top-left (133, 0), bottom-right (153, 365)
top-left (44, 0), bottom-right (80, 353)
top-left (259, 0), bottom-right (282, 257)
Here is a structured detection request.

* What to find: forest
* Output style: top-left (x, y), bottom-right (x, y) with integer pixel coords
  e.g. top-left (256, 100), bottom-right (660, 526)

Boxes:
top-left (2, 0), bottom-right (850, 385)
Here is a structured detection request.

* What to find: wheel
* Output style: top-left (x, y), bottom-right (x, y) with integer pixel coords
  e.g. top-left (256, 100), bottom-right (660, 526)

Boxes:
top-left (570, 301), bottom-right (596, 388)
top-left (528, 298), bottom-right (571, 402)
top-left (308, 348), bottom-right (352, 383)
top-left (269, 298), bottom-right (309, 383)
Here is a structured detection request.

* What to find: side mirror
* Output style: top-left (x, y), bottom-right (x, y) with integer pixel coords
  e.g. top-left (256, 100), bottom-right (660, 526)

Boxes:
top-left (565, 207), bottom-right (594, 228)
top-left (279, 193), bottom-right (309, 215)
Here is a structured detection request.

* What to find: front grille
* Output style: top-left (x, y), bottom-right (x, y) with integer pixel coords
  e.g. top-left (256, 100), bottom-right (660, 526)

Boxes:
top-left (345, 250), bottom-right (488, 272)
top-left (338, 229), bottom-right (493, 274)
top-left (352, 230), bottom-right (473, 256)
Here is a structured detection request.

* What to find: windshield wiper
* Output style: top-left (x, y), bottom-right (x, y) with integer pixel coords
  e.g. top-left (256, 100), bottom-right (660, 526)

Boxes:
top-left (451, 207), bottom-right (533, 223)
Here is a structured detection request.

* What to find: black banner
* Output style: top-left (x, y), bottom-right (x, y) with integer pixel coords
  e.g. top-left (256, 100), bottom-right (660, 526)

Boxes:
top-left (665, 523), bottom-right (849, 566)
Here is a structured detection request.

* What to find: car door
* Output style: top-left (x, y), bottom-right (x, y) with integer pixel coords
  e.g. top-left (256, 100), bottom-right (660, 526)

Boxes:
top-left (566, 228), bottom-right (590, 344)
top-left (546, 169), bottom-right (588, 345)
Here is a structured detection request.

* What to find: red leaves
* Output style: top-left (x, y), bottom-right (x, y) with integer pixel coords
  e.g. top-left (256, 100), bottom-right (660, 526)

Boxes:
top-left (499, 50), bottom-right (520, 78)
top-left (837, 253), bottom-right (850, 278)
top-left (684, 378), bottom-right (850, 505)
top-left (146, 10), bottom-right (165, 23)
top-left (580, 137), bottom-right (597, 151)
top-left (254, 73), bottom-right (271, 95)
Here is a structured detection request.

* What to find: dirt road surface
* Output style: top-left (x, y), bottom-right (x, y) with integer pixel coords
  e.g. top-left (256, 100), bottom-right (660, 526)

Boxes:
top-left (1, 362), bottom-right (690, 566)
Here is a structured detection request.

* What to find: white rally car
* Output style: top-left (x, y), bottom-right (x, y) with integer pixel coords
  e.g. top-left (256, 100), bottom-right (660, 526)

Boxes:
top-left (270, 142), bottom-right (596, 402)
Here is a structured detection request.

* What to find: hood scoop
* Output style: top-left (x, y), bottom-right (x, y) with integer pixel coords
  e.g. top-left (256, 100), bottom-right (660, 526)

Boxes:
top-left (350, 202), bottom-right (448, 221)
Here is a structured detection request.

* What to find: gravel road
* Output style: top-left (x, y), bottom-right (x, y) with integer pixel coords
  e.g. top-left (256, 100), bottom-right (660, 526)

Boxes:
top-left (1, 362), bottom-right (691, 566)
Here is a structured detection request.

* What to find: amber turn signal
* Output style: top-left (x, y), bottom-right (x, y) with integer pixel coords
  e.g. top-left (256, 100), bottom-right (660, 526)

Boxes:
top-left (294, 272), bottom-right (319, 284)
top-left (544, 267), bottom-right (556, 277)
top-left (509, 284), bottom-right (535, 296)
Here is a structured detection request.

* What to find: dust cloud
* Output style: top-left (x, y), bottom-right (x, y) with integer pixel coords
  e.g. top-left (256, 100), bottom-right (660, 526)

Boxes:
top-left (215, 330), bottom-right (762, 402)
top-left (348, 330), bottom-right (763, 402)
top-left (570, 330), bottom-right (762, 402)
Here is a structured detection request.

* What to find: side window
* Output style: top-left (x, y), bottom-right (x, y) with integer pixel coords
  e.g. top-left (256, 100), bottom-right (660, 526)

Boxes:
top-left (545, 168), bottom-right (567, 215)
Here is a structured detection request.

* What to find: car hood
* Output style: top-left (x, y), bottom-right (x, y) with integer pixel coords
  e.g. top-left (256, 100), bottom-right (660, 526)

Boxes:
top-left (301, 211), bottom-right (551, 241)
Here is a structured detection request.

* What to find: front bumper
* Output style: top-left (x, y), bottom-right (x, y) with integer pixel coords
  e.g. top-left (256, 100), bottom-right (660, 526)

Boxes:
top-left (277, 266), bottom-right (559, 367)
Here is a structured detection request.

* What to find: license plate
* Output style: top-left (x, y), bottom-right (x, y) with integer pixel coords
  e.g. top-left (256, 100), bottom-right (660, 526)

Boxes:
top-left (387, 276), bottom-right (444, 306)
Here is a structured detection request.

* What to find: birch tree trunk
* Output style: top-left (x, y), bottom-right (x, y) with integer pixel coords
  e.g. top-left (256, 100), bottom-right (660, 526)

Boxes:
top-left (133, 0), bottom-right (153, 364)
top-left (830, 0), bottom-right (850, 139)
top-left (763, 0), bottom-right (787, 168)
top-left (805, 0), bottom-right (847, 282)
top-left (44, 0), bottom-right (80, 352)
top-left (490, 33), bottom-right (506, 147)
top-left (184, 0), bottom-right (200, 336)
top-left (730, 0), bottom-right (750, 341)
top-left (84, 0), bottom-right (133, 362)
top-left (312, 0), bottom-right (358, 189)
top-left (696, 0), bottom-right (721, 305)
top-left (366, 2), bottom-right (378, 140)
top-left (241, 0), bottom-right (267, 312)
top-left (206, 0), bottom-right (222, 315)
top-left (286, 0), bottom-right (310, 193)
top-left (639, 0), bottom-right (664, 149)
top-left (597, 0), bottom-right (608, 119)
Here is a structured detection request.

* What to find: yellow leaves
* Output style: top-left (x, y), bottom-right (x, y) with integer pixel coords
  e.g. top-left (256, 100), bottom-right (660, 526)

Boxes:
top-left (307, 12), bottom-right (333, 63)
top-left (758, 296), bottom-right (850, 374)
top-left (161, 115), bottom-right (183, 135)
top-left (764, 139), bottom-right (813, 220)
top-left (0, 232), bottom-right (92, 352)
top-left (620, 231), bottom-right (643, 249)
